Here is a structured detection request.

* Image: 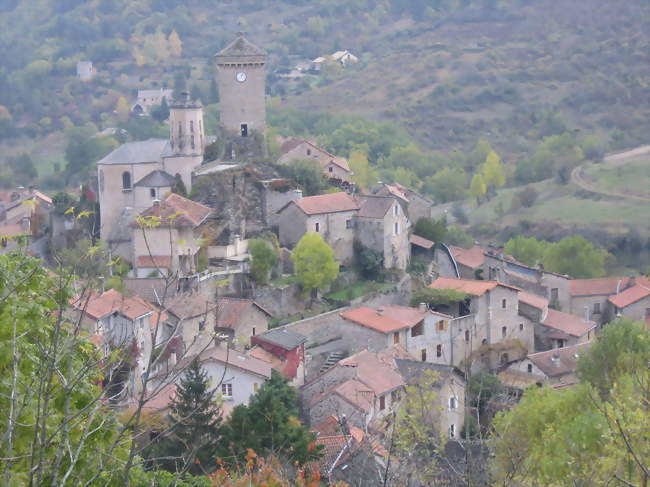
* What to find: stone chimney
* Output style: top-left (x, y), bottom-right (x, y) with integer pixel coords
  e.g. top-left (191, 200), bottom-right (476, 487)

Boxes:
top-left (418, 302), bottom-right (428, 311)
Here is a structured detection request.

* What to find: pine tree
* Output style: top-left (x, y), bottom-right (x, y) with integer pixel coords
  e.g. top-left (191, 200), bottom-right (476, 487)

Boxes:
top-left (171, 173), bottom-right (188, 197)
top-left (148, 359), bottom-right (222, 474)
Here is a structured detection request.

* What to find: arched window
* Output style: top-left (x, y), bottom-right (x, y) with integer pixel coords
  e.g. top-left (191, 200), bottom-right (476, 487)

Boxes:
top-left (436, 344), bottom-right (442, 357)
top-left (464, 330), bottom-right (470, 342)
top-left (449, 397), bottom-right (457, 409)
top-left (190, 120), bottom-right (194, 133)
top-left (527, 363), bottom-right (533, 374)
top-left (191, 135), bottom-right (195, 150)
top-left (122, 171), bottom-right (131, 190)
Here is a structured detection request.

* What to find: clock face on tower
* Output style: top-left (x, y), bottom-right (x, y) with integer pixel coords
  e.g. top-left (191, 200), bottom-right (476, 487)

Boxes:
top-left (236, 72), bottom-right (247, 83)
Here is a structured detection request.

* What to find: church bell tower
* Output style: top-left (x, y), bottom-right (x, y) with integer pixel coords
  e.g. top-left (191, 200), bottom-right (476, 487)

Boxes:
top-left (214, 32), bottom-right (267, 160)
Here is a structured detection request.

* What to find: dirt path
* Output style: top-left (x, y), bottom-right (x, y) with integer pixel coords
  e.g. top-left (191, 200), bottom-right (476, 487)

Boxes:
top-left (570, 145), bottom-right (650, 203)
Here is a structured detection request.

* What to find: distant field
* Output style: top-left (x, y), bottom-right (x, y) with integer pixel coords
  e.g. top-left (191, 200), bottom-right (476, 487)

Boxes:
top-left (468, 177), bottom-right (650, 235)
top-left (582, 154), bottom-right (650, 199)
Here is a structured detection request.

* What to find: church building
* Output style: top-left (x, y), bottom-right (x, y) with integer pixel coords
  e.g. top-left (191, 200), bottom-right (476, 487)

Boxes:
top-left (97, 32), bottom-right (267, 263)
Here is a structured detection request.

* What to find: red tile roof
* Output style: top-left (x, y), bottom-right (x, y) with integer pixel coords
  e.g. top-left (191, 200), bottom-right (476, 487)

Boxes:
top-left (608, 283), bottom-right (650, 308)
top-left (410, 234), bottom-right (434, 249)
top-left (72, 289), bottom-right (155, 321)
top-left (449, 245), bottom-right (485, 269)
top-left (280, 138), bottom-right (351, 172)
top-left (569, 276), bottom-right (650, 297)
top-left (292, 192), bottom-right (359, 215)
top-left (166, 292), bottom-right (216, 320)
top-left (181, 346), bottom-right (272, 379)
top-left (340, 306), bottom-right (426, 333)
top-left (541, 308), bottom-right (596, 338)
top-left (216, 297), bottom-right (272, 329)
top-left (133, 193), bottom-right (211, 228)
top-left (136, 255), bottom-right (172, 268)
top-left (429, 277), bottom-right (517, 296)
top-left (518, 291), bottom-right (549, 310)
top-left (528, 342), bottom-right (592, 378)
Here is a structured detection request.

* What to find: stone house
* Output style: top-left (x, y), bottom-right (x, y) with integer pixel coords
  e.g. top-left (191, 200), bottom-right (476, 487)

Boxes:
top-left (607, 278), bottom-right (650, 324)
top-left (215, 297), bottom-right (271, 347)
top-left (71, 289), bottom-right (165, 397)
top-left (164, 292), bottom-right (218, 357)
top-left (76, 61), bottom-right (94, 81)
top-left (331, 50), bottom-right (359, 66)
top-left (371, 181), bottom-right (435, 225)
top-left (504, 342), bottom-right (593, 390)
top-left (355, 195), bottom-right (411, 270)
top-left (130, 193), bottom-right (212, 277)
top-left (537, 308), bottom-right (597, 349)
top-left (131, 88), bottom-right (173, 115)
top-left (250, 328), bottom-right (307, 386)
top-left (449, 245), bottom-right (485, 280)
top-left (302, 346), bottom-right (412, 430)
top-left (277, 192), bottom-right (411, 270)
top-left (277, 138), bottom-right (352, 182)
top-left (568, 276), bottom-right (650, 324)
top-left (277, 192), bottom-right (359, 265)
top-left (394, 360), bottom-right (466, 440)
top-left (427, 277), bottom-right (535, 368)
top-left (0, 188), bottom-right (53, 238)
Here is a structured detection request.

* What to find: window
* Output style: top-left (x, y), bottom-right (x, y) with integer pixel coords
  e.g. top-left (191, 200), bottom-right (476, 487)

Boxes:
top-left (150, 188), bottom-right (156, 198)
top-left (556, 339), bottom-right (566, 348)
top-left (393, 204), bottom-right (398, 216)
top-left (240, 123), bottom-right (248, 137)
top-left (502, 326), bottom-right (507, 338)
top-left (551, 288), bottom-right (559, 302)
top-left (393, 332), bottom-right (399, 344)
top-left (307, 148), bottom-right (311, 156)
top-left (315, 222), bottom-right (320, 232)
top-left (464, 330), bottom-right (470, 342)
top-left (527, 363), bottom-right (533, 374)
top-left (328, 166), bottom-right (333, 173)
top-left (449, 397), bottom-right (457, 409)
top-left (198, 320), bottom-right (205, 332)
top-left (449, 424), bottom-right (456, 439)
top-left (436, 344), bottom-right (442, 358)
top-left (593, 302), bottom-right (601, 314)
top-left (346, 219), bottom-right (353, 229)
top-left (501, 298), bottom-right (507, 309)
top-left (122, 171), bottom-right (131, 190)
top-left (379, 395), bottom-right (385, 410)
top-left (199, 120), bottom-right (202, 133)
top-left (421, 348), bottom-right (427, 362)
top-left (253, 383), bottom-right (259, 392)
top-left (394, 222), bottom-right (399, 236)
top-left (519, 323), bottom-right (524, 331)
top-left (191, 135), bottom-right (195, 150)
top-left (178, 122), bottom-right (182, 134)
top-left (190, 120), bottom-right (194, 133)
top-left (221, 383), bottom-right (233, 397)
top-left (252, 327), bottom-right (256, 336)
top-left (411, 321), bottom-right (423, 337)
top-left (437, 321), bottom-right (446, 331)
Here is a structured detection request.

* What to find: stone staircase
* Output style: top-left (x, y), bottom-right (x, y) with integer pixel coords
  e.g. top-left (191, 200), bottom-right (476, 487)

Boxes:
top-left (320, 351), bottom-right (344, 374)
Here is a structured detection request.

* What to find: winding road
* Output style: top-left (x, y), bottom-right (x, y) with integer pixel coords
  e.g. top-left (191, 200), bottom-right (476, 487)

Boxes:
top-left (570, 145), bottom-right (650, 202)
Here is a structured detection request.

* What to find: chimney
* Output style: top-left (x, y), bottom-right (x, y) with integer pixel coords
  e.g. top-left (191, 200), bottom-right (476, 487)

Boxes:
top-left (376, 307), bottom-right (384, 316)
top-left (418, 302), bottom-right (428, 311)
top-left (152, 199), bottom-right (161, 206)
top-left (583, 305), bottom-right (590, 323)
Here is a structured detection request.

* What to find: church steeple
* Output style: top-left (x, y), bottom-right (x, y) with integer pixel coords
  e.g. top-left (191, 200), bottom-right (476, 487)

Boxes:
top-left (169, 91), bottom-right (204, 156)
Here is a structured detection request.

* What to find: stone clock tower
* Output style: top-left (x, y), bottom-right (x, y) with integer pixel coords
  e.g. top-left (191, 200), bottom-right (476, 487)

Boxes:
top-left (214, 32), bottom-right (267, 160)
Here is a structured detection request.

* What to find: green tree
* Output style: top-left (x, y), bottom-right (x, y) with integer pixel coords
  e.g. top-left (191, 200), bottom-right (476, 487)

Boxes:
top-left (218, 371), bottom-right (321, 467)
top-left (504, 236), bottom-right (549, 266)
top-left (171, 173), bottom-right (188, 197)
top-left (7, 153), bottom-right (37, 185)
top-left (481, 149), bottom-right (505, 191)
top-left (64, 126), bottom-right (117, 180)
top-left (0, 253), bottom-right (128, 485)
top-left (542, 235), bottom-right (605, 278)
top-left (277, 159), bottom-right (326, 196)
top-left (292, 232), bottom-right (339, 297)
top-left (147, 359), bottom-right (223, 474)
top-left (422, 167), bottom-right (467, 203)
top-left (492, 319), bottom-right (650, 486)
top-left (348, 150), bottom-right (377, 189)
top-left (413, 217), bottom-right (447, 243)
top-left (410, 287), bottom-right (468, 310)
top-left (469, 173), bottom-right (487, 204)
top-left (354, 240), bottom-right (383, 280)
top-left (150, 97), bottom-right (170, 122)
top-left (249, 238), bottom-right (279, 285)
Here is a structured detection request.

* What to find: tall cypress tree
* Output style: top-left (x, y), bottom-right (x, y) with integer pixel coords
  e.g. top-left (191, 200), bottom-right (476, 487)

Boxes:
top-left (147, 359), bottom-right (222, 474)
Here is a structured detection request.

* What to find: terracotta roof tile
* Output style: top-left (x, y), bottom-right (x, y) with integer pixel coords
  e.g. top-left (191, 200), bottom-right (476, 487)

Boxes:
top-left (518, 291), bottom-right (549, 310)
top-left (180, 346), bottom-right (272, 379)
top-left (136, 255), bottom-right (172, 268)
top-left (410, 234), bottom-right (434, 249)
top-left (429, 277), bottom-right (517, 296)
top-left (569, 276), bottom-right (650, 297)
top-left (449, 245), bottom-right (485, 269)
top-left (355, 195), bottom-right (395, 219)
top-left (72, 289), bottom-right (155, 321)
top-left (528, 342), bottom-right (592, 378)
top-left (608, 284), bottom-right (650, 308)
top-left (216, 297), bottom-right (271, 329)
top-left (541, 308), bottom-right (596, 338)
top-left (133, 193), bottom-right (211, 228)
top-left (166, 292), bottom-right (216, 320)
top-left (292, 192), bottom-right (359, 215)
top-left (340, 306), bottom-right (426, 333)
